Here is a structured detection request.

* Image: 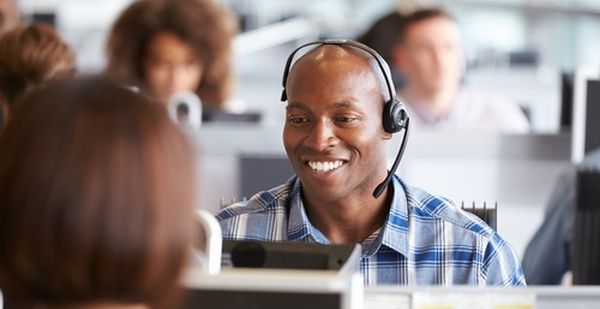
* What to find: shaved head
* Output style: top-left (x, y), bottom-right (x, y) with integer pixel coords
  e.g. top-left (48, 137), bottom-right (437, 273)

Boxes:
top-left (286, 44), bottom-right (391, 104)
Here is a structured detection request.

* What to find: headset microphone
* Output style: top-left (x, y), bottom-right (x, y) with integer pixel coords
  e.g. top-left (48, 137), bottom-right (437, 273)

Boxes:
top-left (372, 117), bottom-right (410, 199)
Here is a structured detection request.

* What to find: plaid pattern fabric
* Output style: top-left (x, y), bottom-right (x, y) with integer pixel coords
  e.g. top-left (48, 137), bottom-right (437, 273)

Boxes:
top-left (216, 176), bottom-right (526, 286)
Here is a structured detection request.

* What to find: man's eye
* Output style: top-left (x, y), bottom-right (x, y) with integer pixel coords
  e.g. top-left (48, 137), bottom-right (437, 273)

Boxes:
top-left (288, 116), bottom-right (309, 124)
top-left (335, 116), bottom-right (357, 123)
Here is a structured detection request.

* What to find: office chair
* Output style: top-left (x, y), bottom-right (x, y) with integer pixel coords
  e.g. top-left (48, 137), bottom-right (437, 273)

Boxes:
top-left (461, 201), bottom-right (497, 231)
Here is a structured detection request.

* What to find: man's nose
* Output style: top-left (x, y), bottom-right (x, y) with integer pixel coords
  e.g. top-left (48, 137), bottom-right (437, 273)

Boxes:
top-left (304, 120), bottom-right (338, 151)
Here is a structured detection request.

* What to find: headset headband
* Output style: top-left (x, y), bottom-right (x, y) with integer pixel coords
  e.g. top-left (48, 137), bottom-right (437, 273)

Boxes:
top-left (280, 39), bottom-right (397, 102)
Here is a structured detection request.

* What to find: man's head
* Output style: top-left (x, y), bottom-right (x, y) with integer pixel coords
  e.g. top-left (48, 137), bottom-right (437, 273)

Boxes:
top-left (282, 43), bottom-right (394, 202)
top-left (393, 8), bottom-right (462, 96)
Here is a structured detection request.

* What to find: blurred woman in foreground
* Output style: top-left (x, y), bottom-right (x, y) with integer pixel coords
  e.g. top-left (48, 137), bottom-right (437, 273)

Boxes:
top-left (0, 77), bottom-right (197, 309)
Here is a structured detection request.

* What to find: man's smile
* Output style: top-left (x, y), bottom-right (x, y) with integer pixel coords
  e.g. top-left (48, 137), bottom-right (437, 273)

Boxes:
top-left (306, 160), bottom-right (347, 173)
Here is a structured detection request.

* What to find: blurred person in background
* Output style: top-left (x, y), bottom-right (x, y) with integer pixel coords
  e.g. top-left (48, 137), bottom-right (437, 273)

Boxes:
top-left (392, 8), bottom-right (529, 132)
top-left (522, 148), bottom-right (600, 284)
top-left (0, 0), bottom-right (20, 35)
top-left (0, 23), bottom-right (76, 128)
top-left (0, 77), bottom-right (197, 309)
top-left (356, 10), bottom-right (406, 89)
top-left (105, 0), bottom-right (241, 112)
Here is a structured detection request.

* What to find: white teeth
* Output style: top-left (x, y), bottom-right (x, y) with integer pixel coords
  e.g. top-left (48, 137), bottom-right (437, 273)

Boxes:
top-left (308, 160), bottom-right (344, 172)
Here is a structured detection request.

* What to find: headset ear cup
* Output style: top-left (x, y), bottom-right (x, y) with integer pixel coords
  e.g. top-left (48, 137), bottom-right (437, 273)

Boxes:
top-left (382, 100), bottom-right (397, 133)
top-left (383, 99), bottom-right (407, 133)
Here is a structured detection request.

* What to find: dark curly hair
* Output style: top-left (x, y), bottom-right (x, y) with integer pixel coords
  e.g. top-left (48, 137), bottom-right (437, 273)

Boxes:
top-left (0, 23), bottom-right (76, 106)
top-left (105, 0), bottom-right (237, 109)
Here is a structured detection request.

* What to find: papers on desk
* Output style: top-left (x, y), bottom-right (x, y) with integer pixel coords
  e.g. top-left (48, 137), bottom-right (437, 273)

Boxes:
top-left (364, 291), bottom-right (535, 309)
top-left (364, 294), bottom-right (410, 309)
top-left (411, 292), bottom-right (535, 309)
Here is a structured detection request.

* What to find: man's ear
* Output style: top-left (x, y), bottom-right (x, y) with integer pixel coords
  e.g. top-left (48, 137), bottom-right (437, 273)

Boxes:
top-left (382, 131), bottom-right (393, 140)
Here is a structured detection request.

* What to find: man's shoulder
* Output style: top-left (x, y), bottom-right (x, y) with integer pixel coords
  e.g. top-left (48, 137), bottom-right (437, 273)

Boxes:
top-left (215, 180), bottom-right (294, 221)
top-left (396, 178), bottom-right (526, 286)
top-left (215, 179), bottom-right (296, 241)
top-left (402, 182), bottom-right (495, 239)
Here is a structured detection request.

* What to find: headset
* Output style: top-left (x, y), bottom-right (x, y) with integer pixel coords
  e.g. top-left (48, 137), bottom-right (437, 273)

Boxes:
top-left (280, 39), bottom-right (410, 199)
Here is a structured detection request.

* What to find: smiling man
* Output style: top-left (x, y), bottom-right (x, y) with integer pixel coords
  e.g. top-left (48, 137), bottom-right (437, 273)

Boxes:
top-left (217, 41), bottom-right (525, 286)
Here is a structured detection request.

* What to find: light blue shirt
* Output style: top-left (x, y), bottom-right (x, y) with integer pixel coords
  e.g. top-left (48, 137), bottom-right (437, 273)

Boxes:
top-left (217, 175), bottom-right (526, 286)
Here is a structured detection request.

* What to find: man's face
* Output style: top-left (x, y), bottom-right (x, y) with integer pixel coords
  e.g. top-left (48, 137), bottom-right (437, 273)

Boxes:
top-left (283, 47), bottom-right (390, 202)
top-left (395, 17), bottom-right (462, 94)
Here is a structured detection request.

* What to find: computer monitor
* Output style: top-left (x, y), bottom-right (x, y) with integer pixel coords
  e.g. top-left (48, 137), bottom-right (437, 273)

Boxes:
top-left (221, 240), bottom-right (361, 274)
top-left (31, 12), bottom-right (56, 27)
top-left (559, 71), bottom-right (574, 129)
top-left (202, 110), bottom-right (262, 123)
top-left (239, 154), bottom-right (294, 199)
top-left (583, 80), bottom-right (600, 155)
top-left (573, 170), bottom-right (600, 284)
top-left (179, 268), bottom-right (362, 309)
top-left (571, 67), bottom-right (600, 163)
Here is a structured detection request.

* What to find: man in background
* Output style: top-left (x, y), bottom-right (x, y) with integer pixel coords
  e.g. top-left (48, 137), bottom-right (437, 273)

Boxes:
top-left (392, 8), bottom-right (529, 132)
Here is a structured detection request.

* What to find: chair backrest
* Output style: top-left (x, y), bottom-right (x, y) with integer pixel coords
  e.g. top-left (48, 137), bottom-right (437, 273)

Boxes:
top-left (461, 201), bottom-right (497, 231)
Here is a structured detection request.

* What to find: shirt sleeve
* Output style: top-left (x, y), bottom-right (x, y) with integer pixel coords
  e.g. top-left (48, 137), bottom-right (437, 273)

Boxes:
top-left (481, 232), bottom-right (528, 286)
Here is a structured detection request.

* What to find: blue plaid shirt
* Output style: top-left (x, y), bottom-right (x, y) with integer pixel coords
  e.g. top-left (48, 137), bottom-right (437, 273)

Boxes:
top-left (216, 175), bottom-right (526, 286)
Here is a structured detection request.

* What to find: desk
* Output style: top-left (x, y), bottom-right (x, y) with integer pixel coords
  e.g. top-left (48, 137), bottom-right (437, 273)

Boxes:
top-left (180, 268), bottom-right (600, 309)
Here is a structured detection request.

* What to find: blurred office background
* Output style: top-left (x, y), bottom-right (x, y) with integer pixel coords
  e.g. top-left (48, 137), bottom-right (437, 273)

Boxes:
top-left (13, 0), bottom-right (600, 258)
top-left (17, 0), bottom-right (600, 132)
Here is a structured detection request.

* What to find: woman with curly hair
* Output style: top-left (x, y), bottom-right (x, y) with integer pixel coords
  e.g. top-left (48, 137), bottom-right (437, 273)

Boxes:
top-left (105, 0), bottom-right (238, 111)
top-left (0, 23), bottom-right (75, 127)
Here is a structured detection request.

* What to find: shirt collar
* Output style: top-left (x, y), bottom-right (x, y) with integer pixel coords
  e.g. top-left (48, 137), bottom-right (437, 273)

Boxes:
top-left (286, 176), bottom-right (410, 257)
top-left (380, 176), bottom-right (410, 256)
top-left (287, 178), bottom-right (329, 243)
